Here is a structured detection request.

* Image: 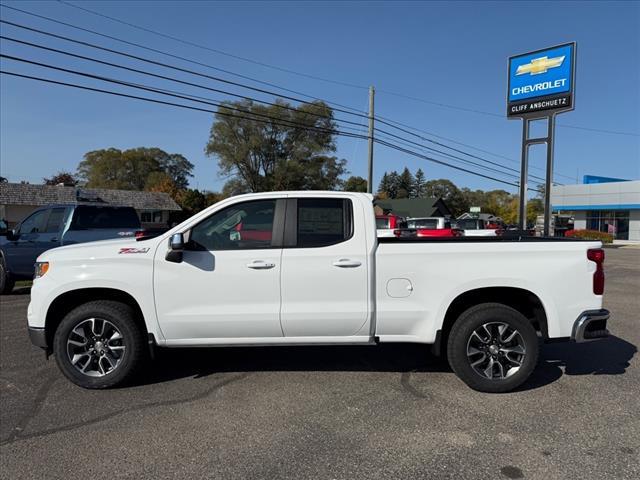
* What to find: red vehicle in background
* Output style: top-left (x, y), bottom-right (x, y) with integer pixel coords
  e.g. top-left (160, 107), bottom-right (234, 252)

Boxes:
top-left (376, 214), bottom-right (405, 238)
top-left (399, 217), bottom-right (462, 237)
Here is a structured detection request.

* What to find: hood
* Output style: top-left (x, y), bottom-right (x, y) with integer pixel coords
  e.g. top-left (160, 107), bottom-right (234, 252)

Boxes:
top-left (37, 236), bottom-right (160, 262)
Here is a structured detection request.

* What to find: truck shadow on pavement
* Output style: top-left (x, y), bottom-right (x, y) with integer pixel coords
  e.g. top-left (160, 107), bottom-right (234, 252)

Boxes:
top-left (141, 335), bottom-right (637, 392)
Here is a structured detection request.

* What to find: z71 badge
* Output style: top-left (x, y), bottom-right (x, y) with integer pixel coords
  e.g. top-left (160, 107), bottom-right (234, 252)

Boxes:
top-left (118, 247), bottom-right (150, 254)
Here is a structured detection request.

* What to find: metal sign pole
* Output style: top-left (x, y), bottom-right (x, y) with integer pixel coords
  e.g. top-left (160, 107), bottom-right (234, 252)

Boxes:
top-left (543, 114), bottom-right (556, 236)
top-left (518, 119), bottom-right (530, 231)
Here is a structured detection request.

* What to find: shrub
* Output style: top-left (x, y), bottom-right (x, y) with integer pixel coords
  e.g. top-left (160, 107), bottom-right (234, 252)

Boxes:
top-left (565, 229), bottom-right (614, 244)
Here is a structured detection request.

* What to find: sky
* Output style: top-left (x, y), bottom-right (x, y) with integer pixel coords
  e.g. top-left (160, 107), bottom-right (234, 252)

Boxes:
top-left (1, 0), bottom-right (639, 197)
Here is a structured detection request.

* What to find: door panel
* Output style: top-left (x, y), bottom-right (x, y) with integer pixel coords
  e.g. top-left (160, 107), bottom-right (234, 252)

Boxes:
top-left (154, 198), bottom-right (284, 341)
top-left (280, 198), bottom-right (369, 337)
top-left (7, 209), bottom-right (49, 276)
top-left (154, 248), bottom-right (283, 340)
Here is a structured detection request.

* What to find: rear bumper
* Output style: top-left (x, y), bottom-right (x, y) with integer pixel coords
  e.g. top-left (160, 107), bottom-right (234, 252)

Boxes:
top-left (571, 309), bottom-right (610, 342)
top-left (28, 327), bottom-right (48, 349)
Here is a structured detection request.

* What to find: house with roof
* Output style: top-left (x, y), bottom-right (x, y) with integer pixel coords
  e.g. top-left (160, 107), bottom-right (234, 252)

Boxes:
top-left (0, 183), bottom-right (181, 228)
top-left (373, 197), bottom-right (452, 218)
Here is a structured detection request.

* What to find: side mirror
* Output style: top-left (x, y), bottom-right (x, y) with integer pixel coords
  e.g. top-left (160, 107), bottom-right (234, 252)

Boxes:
top-left (4, 229), bottom-right (18, 241)
top-left (165, 233), bottom-right (185, 263)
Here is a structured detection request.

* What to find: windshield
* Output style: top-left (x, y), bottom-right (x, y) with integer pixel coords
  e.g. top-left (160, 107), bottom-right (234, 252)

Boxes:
top-left (457, 219), bottom-right (483, 230)
top-left (376, 217), bottom-right (390, 229)
top-left (407, 218), bottom-right (439, 229)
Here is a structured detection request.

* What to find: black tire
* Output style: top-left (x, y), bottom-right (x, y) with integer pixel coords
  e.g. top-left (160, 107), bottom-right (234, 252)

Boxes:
top-left (0, 259), bottom-right (15, 295)
top-left (447, 303), bottom-right (539, 393)
top-left (53, 300), bottom-right (146, 389)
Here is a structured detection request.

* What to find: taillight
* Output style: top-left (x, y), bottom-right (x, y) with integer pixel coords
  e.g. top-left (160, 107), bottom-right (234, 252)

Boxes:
top-left (587, 248), bottom-right (605, 295)
top-left (135, 230), bottom-right (145, 239)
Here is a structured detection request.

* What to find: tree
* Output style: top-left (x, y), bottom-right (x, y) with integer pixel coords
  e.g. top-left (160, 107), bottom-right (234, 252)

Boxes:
top-left (177, 189), bottom-right (206, 216)
top-left (413, 168), bottom-right (426, 198)
top-left (377, 172), bottom-right (392, 196)
top-left (386, 171), bottom-right (400, 199)
top-left (0, 176), bottom-right (8, 183)
top-left (43, 171), bottom-right (78, 186)
top-left (396, 167), bottom-right (415, 199)
top-left (203, 191), bottom-right (225, 207)
top-left (77, 147), bottom-right (193, 190)
top-left (144, 171), bottom-right (179, 198)
top-left (205, 99), bottom-right (346, 192)
top-left (343, 176), bottom-right (368, 192)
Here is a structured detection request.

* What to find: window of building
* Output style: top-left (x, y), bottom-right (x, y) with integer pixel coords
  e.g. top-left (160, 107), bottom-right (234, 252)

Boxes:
top-left (585, 210), bottom-right (629, 240)
top-left (140, 210), bottom-right (163, 223)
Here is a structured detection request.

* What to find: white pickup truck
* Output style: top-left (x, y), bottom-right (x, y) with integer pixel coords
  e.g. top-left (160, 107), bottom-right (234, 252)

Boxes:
top-left (27, 192), bottom-right (609, 393)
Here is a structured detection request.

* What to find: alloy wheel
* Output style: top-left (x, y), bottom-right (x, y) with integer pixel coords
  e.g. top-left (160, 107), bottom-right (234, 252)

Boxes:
top-left (466, 322), bottom-right (526, 380)
top-left (66, 318), bottom-right (126, 377)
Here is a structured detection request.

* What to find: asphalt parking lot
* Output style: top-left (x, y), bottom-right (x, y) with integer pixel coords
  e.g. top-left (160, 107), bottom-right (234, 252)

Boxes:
top-left (1, 248), bottom-right (638, 479)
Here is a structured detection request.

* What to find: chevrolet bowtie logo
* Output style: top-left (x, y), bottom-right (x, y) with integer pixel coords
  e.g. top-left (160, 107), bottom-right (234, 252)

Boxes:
top-left (516, 55), bottom-right (565, 76)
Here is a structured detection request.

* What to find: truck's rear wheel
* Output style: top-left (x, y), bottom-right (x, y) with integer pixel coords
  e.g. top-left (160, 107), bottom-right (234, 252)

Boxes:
top-left (53, 300), bottom-right (145, 389)
top-left (447, 303), bottom-right (538, 393)
top-left (0, 260), bottom-right (15, 295)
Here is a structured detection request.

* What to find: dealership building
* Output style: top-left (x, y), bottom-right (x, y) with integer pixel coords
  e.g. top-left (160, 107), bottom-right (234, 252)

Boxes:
top-left (551, 176), bottom-right (640, 242)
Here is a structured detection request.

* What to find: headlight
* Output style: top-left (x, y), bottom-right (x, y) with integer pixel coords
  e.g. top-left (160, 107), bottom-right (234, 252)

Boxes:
top-left (34, 262), bottom-right (50, 279)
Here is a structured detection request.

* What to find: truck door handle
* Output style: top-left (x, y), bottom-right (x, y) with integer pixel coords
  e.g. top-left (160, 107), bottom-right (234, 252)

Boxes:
top-left (247, 260), bottom-right (276, 270)
top-left (332, 258), bottom-right (362, 268)
top-left (51, 238), bottom-right (59, 242)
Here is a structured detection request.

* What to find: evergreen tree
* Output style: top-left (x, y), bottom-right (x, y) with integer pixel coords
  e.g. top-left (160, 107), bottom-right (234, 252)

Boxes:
top-left (396, 167), bottom-right (415, 199)
top-left (413, 168), bottom-right (426, 198)
top-left (387, 170), bottom-right (400, 199)
top-left (377, 172), bottom-right (392, 195)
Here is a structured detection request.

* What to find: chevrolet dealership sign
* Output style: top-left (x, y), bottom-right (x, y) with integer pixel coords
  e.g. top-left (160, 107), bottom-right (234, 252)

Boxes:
top-left (507, 43), bottom-right (576, 117)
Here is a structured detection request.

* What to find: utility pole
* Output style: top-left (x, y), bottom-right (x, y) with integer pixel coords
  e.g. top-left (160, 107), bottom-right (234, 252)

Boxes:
top-left (367, 86), bottom-right (375, 193)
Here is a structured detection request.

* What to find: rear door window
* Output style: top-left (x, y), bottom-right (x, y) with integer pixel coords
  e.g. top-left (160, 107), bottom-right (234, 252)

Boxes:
top-left (70, 206), bottom-right (140, 230)
top-left (297, 198), bottom-right (352, 248)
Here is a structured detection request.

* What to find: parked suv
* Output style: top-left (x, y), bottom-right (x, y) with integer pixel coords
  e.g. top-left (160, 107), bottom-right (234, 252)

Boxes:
top-left (0, 204), bottom-right (140, 294)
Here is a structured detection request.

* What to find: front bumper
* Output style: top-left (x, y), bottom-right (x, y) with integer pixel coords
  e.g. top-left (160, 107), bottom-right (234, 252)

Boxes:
top-left (28, 327), bottom-right (48, 349)
top-left (571, 309), bottom-right (610, 342)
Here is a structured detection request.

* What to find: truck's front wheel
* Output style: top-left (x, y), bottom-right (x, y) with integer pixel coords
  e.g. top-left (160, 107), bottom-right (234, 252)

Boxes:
top-left (53, 300), bottom-right (146, 389)
top-left (447, 303), bottom-right (539, 393)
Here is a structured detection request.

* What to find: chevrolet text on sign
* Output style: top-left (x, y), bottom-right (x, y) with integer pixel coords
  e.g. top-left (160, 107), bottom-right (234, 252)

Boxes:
top-left (507, 43), bottom-right (575, 117)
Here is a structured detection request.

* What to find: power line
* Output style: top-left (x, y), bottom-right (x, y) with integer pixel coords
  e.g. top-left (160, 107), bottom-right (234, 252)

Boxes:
top-left (374, 121), bottom-right (553, 184)
top-left (0, 3), bottom-right (369, 115)
top-left (374, 138), bottom-right (535, 192)
top-left (0, 23), bottom-right (556, 183)
top-left (374, 114), bottom-right (577, 181)
top-left (373, 129), bottom-right (536, 184)
top-left (0, 55), bottom-right (365, 138)
top-left (1, 48), bottom-right (538, 185)
top-left (56, 0), bottom-right (371, 91)
top-left (52, 1), bottom-right (639, 138)
top-left (0, 19), bottom-right (373, 122)
top-left (375, 89), bottom-right (640, 138)
top-left (0, 34), bottom-right (367, 129)
top-left (2, 69), bottom-right (539, 190)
